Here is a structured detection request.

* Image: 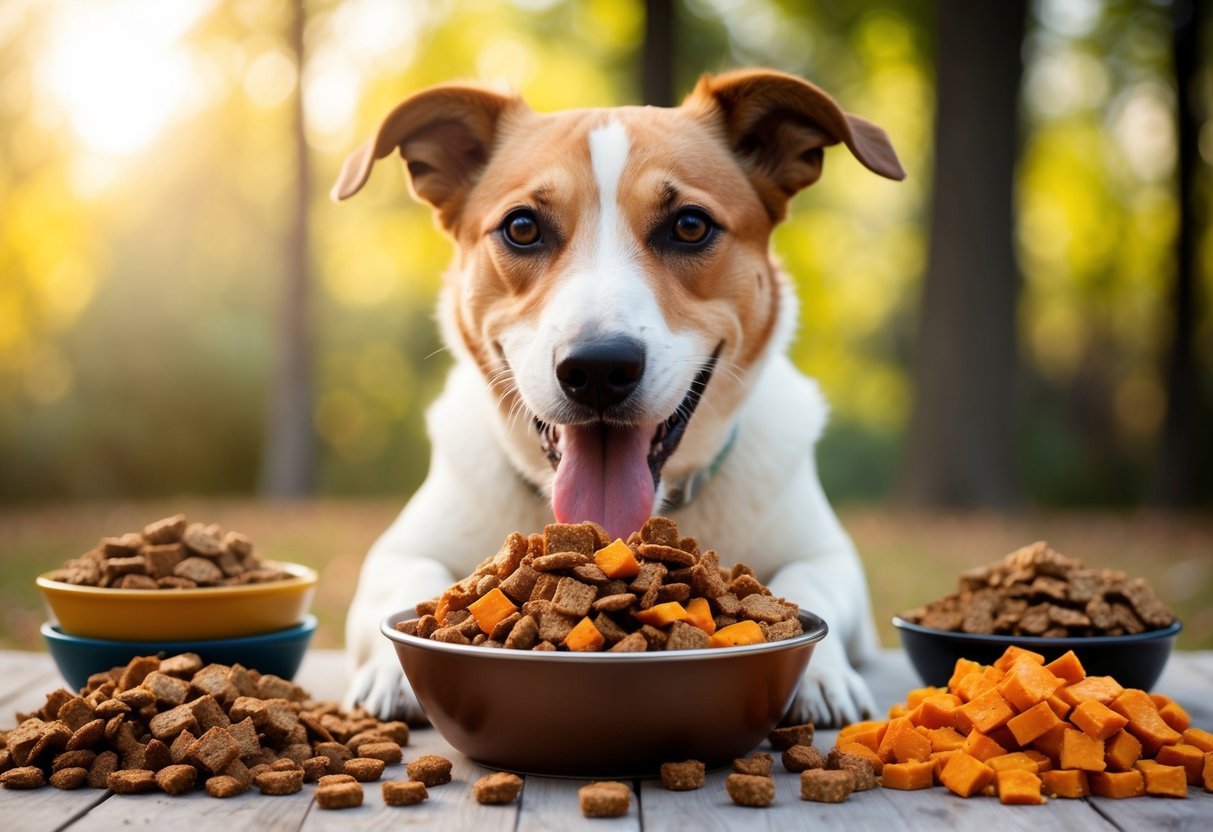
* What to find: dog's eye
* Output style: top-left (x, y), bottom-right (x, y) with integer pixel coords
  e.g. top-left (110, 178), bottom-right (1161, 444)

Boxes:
top-left (671, 209), bottom-right (713, 245)
top-left (502, 210), bottom-right (542, 248)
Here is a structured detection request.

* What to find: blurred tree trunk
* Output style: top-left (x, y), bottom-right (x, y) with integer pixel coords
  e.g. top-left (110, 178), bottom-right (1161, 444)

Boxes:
top-left (643, 0), bottom-right (675, 106)
top-left (897, 0), bottom-right (1026, 507)
top-left (1151, 0), bottom-right (1209, 505)
top-left (260, 0), bottom-right (315, 497)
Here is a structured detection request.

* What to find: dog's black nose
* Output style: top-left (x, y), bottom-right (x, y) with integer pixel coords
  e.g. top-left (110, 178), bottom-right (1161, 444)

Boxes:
top-left (556, 336), bottom-right (646, 411)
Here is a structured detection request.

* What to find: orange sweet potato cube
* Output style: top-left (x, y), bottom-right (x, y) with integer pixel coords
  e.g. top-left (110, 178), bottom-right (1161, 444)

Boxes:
top-left (684, 597), bottom-right (715, 636)
top-left (467, 588), bottom-right (519, 635)
top-left (1008, 701), bottom-right (1063, 747)
top-left (1046, 693), bottom-right (1072, 720)
top-left (707, 619), bottom-right (763, 647)
top-left (1158, 702), bottom-right (1191, 734)
top-left (997, 659), bottom-right (1063, 712)
top-left (888, 703), bottom-right (909, 719)
top-left (1182, 728), bottom-right (1213, 754)
top-left (1031, 723), bottom-right (1069, 763)
top-left (1104, 729), bottom-right (1143, 772)
top-left (1110, 689), bottom-right (1183, 756)
top-left (838, 720), bottom-right (887, 752)
top-left (917, 694), bottom-right (962, 729)
top-left (993, 645), bottom-right (1046, 671)
top-left (996, 768), bottom-right (1045, 805)
top-left (636, 601), bottom-right (689, 628)
top-left (1203, 752), bottom-right (1212, 792)
top-left (1043, 650), bottom-right (1086, 685)
top-left (940, 752), bottom-right (996, 798)
top-left (1059, 728), bottom-right (1106, 772)
top-left (956, 688), bottom-right (1015, 735)
top-left (1135, 760), bottom-right (1188, 798)
top-left (1023, 749), bottom-right (1052, 772)
top-left (907, 686), bottom-right (945, 709)
top-left (1089, 770), bottom-right (1145, 799)
top-left (879, 717), bottom-right (932, 763)
top-left (564, 617), bottom-right (605, 652)
top-left (593, 538), bottom-right (640, 579)
top-left (882, 760), bottom-right (935, 790)
top-left (948, 658), bottom-right (985, 692)
top-left (931, 749), bottom-right (960, 783)
top-left (1058, 675), bottom-right (1123, 708)
top-left (962, 731), bottom-right (1007, 763)
top-left (1155, 743), bottom-right (1204, 786)
top-left (1041, 768), bottom-right (1089, 798)
top-left (955, 666), bottom-right (1004, 703)
top-left (987, 752), bottom-right (1040, 773)
top-left (1070, 700), bottom-right (1129, 742)
top-left (925, 727), bottom-right (966, 753)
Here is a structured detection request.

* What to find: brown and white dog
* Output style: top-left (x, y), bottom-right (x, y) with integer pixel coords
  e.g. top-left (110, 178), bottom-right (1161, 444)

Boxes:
top-left (334, 69), bottom-right (904, 726)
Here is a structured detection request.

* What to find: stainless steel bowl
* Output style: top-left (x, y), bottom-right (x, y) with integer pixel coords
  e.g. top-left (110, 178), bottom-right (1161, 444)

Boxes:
top-left (382, 610), bottom-right (827, 777)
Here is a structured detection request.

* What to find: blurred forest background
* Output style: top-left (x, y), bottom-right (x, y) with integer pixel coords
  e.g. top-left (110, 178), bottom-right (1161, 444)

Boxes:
top-left (1, 0), bottom-right (1211, 650)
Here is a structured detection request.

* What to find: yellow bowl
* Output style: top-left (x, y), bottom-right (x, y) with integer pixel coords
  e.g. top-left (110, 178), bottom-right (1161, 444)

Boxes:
top-left (36, 561), bottom-right (318, 641)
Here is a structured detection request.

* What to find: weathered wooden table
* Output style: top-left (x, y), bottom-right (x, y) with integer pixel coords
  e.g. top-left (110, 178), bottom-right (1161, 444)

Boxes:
top-left (2, 648), bottom-right (1210, 831)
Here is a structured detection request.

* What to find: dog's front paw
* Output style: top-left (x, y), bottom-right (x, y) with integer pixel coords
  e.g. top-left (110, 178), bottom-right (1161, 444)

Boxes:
top-left (787, 661), bottom-right (877, 728)
top-left (344, 651), bottom-right (428, 723)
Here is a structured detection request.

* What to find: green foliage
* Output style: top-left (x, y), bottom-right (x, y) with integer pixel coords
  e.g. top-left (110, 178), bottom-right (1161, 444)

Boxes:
top-left (0, 0), bottom-right (1207, 505)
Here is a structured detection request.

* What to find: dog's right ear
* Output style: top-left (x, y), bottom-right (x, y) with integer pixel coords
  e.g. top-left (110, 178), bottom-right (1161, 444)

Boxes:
top-left (330, 85), bottom-right (522, 228)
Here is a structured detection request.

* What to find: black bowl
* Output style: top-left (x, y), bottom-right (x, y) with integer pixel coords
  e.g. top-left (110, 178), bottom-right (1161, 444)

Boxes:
top-left (893, 616), bottom-right (1181, 692)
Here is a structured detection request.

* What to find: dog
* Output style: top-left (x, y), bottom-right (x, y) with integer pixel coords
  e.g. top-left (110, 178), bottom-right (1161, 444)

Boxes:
top-left (334, 69), bottom-right (904, 727)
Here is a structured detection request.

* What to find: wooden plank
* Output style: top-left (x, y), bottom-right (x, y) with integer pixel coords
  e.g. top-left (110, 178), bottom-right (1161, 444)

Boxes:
top-left (1086, 789), bottom-right (1213, 832)
top-left (0, 651), bottom-right (59, 707)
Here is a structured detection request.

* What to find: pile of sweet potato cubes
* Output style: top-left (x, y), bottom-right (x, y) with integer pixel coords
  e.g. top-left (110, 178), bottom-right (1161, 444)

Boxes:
top-left (843, 645), bottom-right (1212, 803)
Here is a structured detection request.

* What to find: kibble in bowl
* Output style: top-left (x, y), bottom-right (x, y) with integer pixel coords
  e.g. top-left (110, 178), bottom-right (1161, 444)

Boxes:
top-left (894, 541), bottom-right (1181, 691)
top-left (37, 515), bottom-right (317, 640)
top-left (381, 517), bottom-right (828, 777)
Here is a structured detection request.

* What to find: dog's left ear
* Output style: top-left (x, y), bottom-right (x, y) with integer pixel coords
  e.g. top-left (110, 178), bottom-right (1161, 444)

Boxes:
top-left (686, 69), bottom-right (905, 221)
top-left (330, 84), bottom-right (523, 228)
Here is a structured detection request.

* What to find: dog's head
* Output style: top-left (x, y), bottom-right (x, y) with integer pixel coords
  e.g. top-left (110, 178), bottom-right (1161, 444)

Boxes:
top-left (334, 69), bottom-right (903, 540)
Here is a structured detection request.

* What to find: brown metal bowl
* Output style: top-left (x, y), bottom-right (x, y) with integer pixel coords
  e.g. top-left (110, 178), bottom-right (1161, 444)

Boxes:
top-left (382, 610), bottom-right (827, 777)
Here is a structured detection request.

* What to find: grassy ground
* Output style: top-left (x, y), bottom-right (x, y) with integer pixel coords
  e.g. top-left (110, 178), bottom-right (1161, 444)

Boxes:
top-left (1, 499), bottom-right (1210, 652)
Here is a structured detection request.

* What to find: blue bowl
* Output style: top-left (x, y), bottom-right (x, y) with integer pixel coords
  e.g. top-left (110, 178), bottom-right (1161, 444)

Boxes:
top-left (893, 616), bottom-right (1181, 692)
top-left (42, 614), bottom-right (317, 691)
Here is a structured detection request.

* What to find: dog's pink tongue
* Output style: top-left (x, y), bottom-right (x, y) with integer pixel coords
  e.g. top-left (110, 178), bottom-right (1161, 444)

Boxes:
top-left (551, 424), bottom-right (656, 541)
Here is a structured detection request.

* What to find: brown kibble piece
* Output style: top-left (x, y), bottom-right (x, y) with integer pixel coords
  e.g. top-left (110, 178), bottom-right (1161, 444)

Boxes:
top-left (205, 775), bottom-right (245, 798)
top-left (1, 766), bottom-right (46, 789)
top-left (317, 780), bottom-right (365, 809)
top-left (801, 769), bottom-right (854, 803)
top-left (87, 751), bottom-right (118, 788)
top-left (156, 764), bottom-right (197, 796)
top-left (579, 781), bottom-right (631, 817)
top-left (472, 771), bottom-right (524, 804)
top-left (343, 757), bottom-right (386, 782)
top-left (406, 754), bottom-right (452, 787)
top-left (769, 722), bottom-right (815, 750)
top-left (734, 752), bottom-right (774, 777)
top-left (254, 768), bottom-right (303, 795)
top-left (828, 751), bottom-right (878, 791)
top-left (782, 744), bottom-right (826, 772)
top-left (191, 726), bottom-right (240, 773)
top-left (175, 556), bottom-right (224, 585)
top-left (108, 769), bottom-right (157, 794)
top-left (144, 514), bottom-right (187, 544)
top-left (382, 778), bottom-right (428, 805)
top-left (660, 760), bottom-right (705, 791)
top-left (357, 741), bottom-right (403, 764)
top-left (726, 772), bottom-right (775, 806)
top-left (49, 767), bottom-right (88, 790)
